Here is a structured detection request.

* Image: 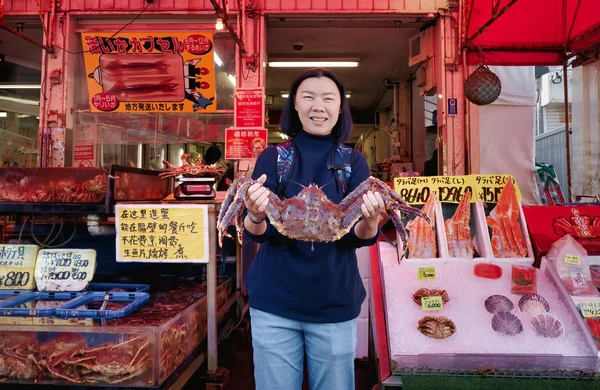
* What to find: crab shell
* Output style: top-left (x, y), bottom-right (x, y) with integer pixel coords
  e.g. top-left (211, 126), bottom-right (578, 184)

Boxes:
top-left (412, 288), bottom-right (450, 307)
top-left (417, 316), bottom-right (457, 339)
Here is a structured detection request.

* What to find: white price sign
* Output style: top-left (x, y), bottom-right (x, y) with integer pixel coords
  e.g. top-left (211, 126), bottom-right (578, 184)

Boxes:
top-left (34, 249), bottom-right (96, 292)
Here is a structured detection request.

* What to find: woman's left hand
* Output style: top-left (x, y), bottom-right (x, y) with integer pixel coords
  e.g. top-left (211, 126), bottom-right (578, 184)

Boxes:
top-left (361, 191), bottom-right (384, 228)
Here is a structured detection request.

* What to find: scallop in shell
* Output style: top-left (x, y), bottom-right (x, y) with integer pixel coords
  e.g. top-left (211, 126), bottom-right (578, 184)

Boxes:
top-left (491, 311), bottom-right (523, 336)
top-left (485, 295), bottom-right (514, 314)
top-left (518, 294), bottom-right (550, 316)
top-left (530, 313), bottom-right (564, 338)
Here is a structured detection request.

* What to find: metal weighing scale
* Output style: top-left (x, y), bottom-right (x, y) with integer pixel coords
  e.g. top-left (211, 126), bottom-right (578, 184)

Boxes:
top-left (174, 177), bottom-right (216, 200)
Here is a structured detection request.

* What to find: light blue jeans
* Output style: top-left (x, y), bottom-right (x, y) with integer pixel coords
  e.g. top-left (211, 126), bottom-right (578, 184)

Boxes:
top-left (250, 308), bottom-right (358, 390)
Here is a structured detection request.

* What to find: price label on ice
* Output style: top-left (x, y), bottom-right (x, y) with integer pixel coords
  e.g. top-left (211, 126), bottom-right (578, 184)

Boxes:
top-left (34, 249), bottom-right (96, 292)
top-left (421, 296), bottom-right (443, 311)
top-left (418, 267), bottom-right (436, 280)
top-left (0, 244), bottom-right (39, 290)
top-left (579, 302), bottom-right (600, 318)
top-left (564, 254), bottom-right (581, 265)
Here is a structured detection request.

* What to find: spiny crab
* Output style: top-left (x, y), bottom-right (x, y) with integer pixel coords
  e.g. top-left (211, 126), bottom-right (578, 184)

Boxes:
top-left (217, 176), bottom-right (430, 251)
top-left (159, 153), bottom-right (227, 179)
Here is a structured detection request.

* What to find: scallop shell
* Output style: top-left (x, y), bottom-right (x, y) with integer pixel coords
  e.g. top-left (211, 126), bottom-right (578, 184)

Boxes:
top-left (491, 311), bottom-right (523, 336)
top-left (485, 295), bottom-right (514, 314)
top-left (530, 313), bottom-right (564, 338)
top-left (518, 294), bottom-right (550, 316)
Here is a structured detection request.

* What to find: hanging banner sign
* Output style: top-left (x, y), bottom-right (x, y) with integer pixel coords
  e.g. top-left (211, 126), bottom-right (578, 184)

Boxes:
top-left (115, 204), bottom-right (209, 263)
top-left (235, 88), bottom-right (265, 128)
top-left (224, 128), bottom-right (268, 159)
top-left (0, 245), bottom-right (38, 290)
top-left (394, 174), bottom-right (521, 205)
top-left (81, 32), bottom-right (216, 113)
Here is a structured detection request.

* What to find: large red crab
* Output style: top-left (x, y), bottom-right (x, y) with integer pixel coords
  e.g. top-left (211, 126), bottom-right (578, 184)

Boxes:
top-left (216, 176), bottom-right (430, 251)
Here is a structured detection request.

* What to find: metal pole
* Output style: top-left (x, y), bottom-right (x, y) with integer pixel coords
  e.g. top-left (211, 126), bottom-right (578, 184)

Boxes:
top-left (563, 61), bottom-right (572, 202)
top-left (207, 205), bottom-right (218, 372)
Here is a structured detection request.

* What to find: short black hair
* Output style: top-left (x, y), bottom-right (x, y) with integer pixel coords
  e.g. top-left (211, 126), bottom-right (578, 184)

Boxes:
top-left (203, 146), bottom-right (222, 165)
top-left (280, 68), bottom-right (353, 143)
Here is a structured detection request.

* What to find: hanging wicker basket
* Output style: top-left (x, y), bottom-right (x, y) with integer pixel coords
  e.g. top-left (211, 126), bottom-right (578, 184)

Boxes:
top-left (464, 64), bottom-right (502, 106)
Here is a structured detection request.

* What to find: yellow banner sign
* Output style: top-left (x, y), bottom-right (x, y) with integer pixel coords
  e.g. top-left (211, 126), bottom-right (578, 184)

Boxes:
top-left (471, 174), bottom-right (523, 203)
top-left (394, 174), bottom-right (522, 204)
top-left (115, 204), bottom-right (209, 263)
top-left (0, 244), bottom-right (38, 290)
top-left (81, 31), bottom-right (216, 113)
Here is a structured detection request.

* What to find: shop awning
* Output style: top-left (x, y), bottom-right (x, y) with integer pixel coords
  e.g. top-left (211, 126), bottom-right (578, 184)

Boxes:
top-left (463, 0), bottom-right (600, 66)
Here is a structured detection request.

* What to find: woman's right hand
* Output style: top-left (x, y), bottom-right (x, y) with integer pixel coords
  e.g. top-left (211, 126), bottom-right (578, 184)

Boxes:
top-left (246, 174), bottom-right (269, 221)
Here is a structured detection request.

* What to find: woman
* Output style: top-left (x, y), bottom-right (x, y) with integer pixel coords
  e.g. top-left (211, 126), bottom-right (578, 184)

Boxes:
top-left (243, 68), bottom-right (384, 390)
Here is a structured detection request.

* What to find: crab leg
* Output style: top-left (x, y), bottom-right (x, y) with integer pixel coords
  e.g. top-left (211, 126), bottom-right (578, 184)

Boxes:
top-left (217, 178), bottom-right (249, 230)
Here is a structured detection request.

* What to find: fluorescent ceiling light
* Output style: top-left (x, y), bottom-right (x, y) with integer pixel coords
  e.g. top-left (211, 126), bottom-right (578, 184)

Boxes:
top-left (0, 96), bottom-right (39, 105)
top-left (18, 114), bottom-right (31, 118)
top-left (0, 84), bottom-right (41, 89)
top-left (227, 74), bottom-right (236, 87)
top-left (0, 112), bottom-right (7, 118)
top-left (214, 52), bottom-right (223, 67)
top-left (269, 61), bottom-right (359, 68)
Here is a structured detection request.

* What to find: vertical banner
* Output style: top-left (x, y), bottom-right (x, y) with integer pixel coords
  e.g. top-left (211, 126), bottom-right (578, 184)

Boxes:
top-left (81, 32), bottom-right (216, 113)
top-left (234, 88), bottom-right (265, 128)
top-left (225, 128), bottom-right (267, 159)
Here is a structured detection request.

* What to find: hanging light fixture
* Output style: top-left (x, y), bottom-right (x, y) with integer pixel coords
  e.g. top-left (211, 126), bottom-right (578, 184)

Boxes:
top-left (215, 17), bottom-right (224, 31)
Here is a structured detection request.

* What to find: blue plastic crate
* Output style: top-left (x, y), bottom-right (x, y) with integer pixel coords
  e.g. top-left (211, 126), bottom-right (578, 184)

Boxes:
top-left (0, 290), bottom-right (26, 301)
top-left (55, 291), bottom-right (149, 319)
top-left (0, 291), bottom-right (83, 317)
top-left (87, 282), bottom-right (150, 293)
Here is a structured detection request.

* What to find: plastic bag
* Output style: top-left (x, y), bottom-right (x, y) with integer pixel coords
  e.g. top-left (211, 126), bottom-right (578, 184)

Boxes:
top-left (547, 235), bottom-right (599, 297)
top-left (511, 264), bottom-right (537, 295)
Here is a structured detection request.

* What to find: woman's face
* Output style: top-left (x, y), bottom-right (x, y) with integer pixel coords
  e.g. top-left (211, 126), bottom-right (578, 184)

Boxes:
top-left (294, 76), bottom-right (341, 137)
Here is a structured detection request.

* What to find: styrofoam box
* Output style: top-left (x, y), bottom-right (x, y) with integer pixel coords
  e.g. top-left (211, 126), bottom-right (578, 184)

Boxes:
top-left (359, 278), bottom-right (370, 319)
top-left (356, 318), bottom-right (369, 359)
top-left (356, 246), bottom-right (371, 278)
top-left (396, 200), bottom-right (535, 265)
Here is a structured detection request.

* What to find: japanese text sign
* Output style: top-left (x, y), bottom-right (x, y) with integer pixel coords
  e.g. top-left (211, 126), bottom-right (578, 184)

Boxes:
top-left (0, 244), bottom-right (38, 290)
top-left (580, 302), bottom-right (600, 318)
top-left (115, 204), bottom-right (209, 263)
top-left (34, 249), bottom-right (96, 292)
top-left (235, 88), bottom-right (265, 128)
top-left (394, 174), bottom-right (522, 205)
top-left (225, 128), bottom-right (268, 159)
top-left (81, 32), bottom-right (216, 113)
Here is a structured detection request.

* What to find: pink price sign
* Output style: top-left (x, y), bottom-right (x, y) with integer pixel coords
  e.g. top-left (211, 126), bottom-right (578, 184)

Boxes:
top-left (234, 88), bottom-right (264, 128)
top-left (225, 129), bottom-right (267, 160)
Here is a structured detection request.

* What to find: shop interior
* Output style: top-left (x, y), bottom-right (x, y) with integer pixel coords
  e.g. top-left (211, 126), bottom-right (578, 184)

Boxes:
top-left (1, 14), bottom-right (440, 177)
top-left (0, 16), bottom-right (42, 168)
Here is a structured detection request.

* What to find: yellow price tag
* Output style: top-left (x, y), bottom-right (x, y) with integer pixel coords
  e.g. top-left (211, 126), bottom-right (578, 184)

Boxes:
top-left (0, 267), bottom-right (35, 290)
top-left (418, 267), bottom-right (436, 280)
top-left (564, 254), bottom-right (582, 266)
top-left (580, 302), bottom-right (600, 318)
top-left (421, 296), bottom-right (443, 311)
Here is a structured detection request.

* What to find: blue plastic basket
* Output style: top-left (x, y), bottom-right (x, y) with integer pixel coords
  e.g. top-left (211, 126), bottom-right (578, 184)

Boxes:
top-left (0, 291), bottom-right (83, 317)
top-left (87, 282), bottom-right (150, 293)
top-left (55, 291), bottom-right (150, 319)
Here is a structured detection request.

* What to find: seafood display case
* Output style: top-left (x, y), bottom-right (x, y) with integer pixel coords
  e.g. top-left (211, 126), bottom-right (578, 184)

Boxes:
top-left (0, 278), bottom-right (235, 387)
top-left (374, 182), bottom-right (600, 385)
top-left (0, 165), bottom-right (169, 214)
